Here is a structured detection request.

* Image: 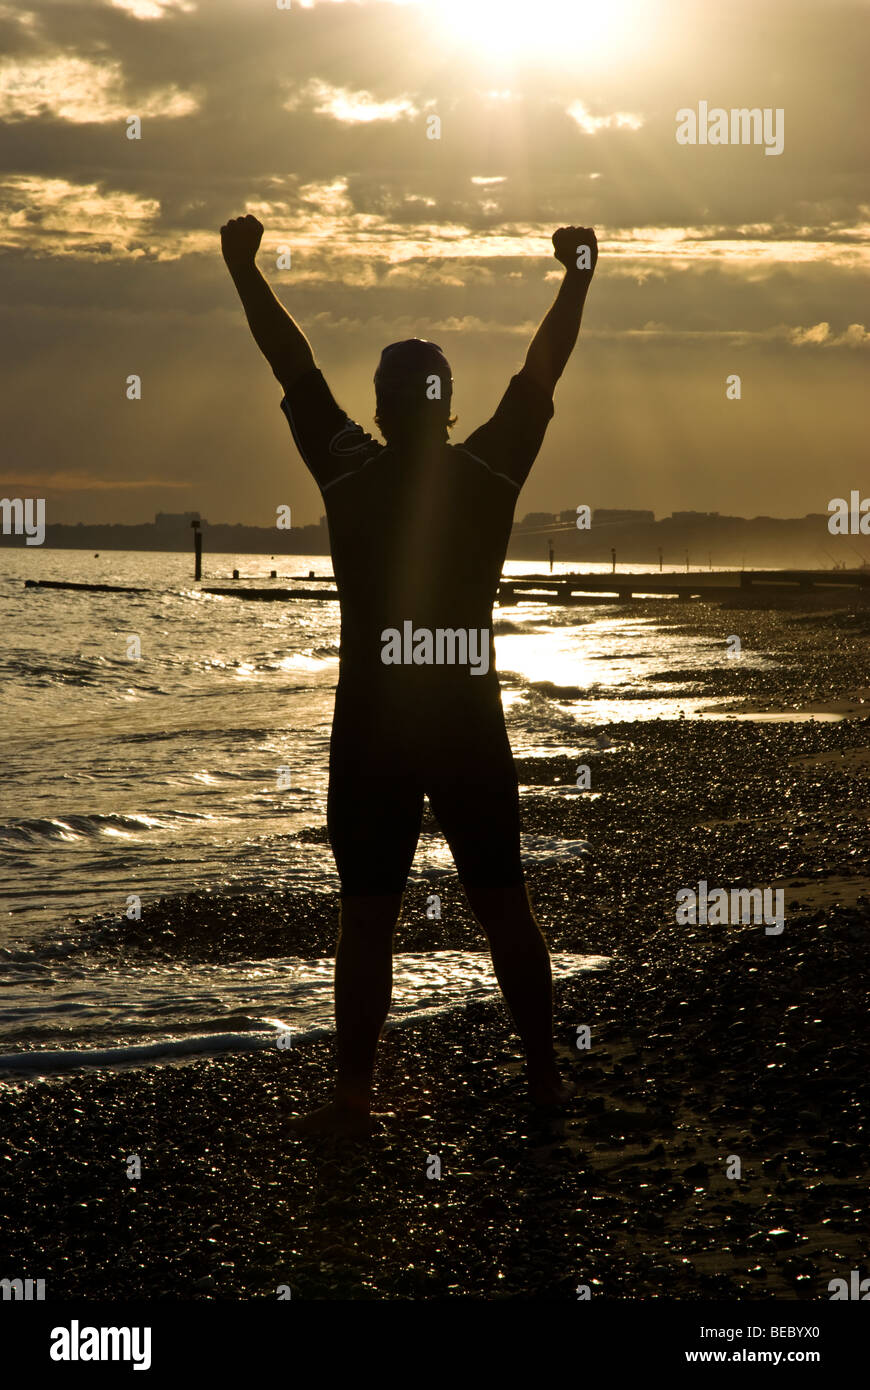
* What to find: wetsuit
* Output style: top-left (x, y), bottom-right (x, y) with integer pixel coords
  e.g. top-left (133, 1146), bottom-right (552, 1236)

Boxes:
top-left (281, 366), bottom-right (554, 895)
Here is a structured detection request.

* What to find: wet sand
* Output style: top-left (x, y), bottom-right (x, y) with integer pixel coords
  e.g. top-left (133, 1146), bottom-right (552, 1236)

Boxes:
top-left (1, 595), bottom-right (868, 1299)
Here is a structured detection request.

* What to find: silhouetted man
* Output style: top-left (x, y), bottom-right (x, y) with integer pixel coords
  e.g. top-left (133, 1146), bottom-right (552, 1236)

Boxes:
top-left (221, 214), bottom-right (598, 1135)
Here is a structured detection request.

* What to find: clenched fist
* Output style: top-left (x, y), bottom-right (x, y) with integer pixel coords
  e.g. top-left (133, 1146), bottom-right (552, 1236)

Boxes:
top-left (552, 226), bottom-right (598, 278)
top-left (220, 214), bottom-right (264, 271)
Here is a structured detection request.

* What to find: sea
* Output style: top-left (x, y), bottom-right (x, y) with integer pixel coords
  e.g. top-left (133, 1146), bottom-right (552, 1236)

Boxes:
top-left (0, 548), bottom-right (772, 1077)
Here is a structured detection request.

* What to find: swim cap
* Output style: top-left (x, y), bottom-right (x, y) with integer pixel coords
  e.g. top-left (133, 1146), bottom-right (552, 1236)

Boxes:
top-left (374, 339), bottom-right (452, 400)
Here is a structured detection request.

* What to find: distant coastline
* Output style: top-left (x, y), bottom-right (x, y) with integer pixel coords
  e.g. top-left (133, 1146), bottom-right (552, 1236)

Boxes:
top-left (1, 509), bottom-right (864, 570)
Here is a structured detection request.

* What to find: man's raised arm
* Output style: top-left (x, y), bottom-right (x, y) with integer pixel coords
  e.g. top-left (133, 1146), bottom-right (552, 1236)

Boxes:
top-left (220, 214), bottom-right (315, 392)
top-left (521, 226), bottom-right (598, 395)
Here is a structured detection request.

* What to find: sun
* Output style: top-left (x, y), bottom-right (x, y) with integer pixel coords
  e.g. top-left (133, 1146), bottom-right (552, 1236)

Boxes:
top-left (423, 0), bottom-right (641, 67)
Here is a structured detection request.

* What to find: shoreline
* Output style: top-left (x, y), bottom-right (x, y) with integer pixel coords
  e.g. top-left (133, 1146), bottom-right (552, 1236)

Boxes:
top-left (1, 880), bottom-right (867, 1299)
top-left (2, 596), bottom-right (869, 1298)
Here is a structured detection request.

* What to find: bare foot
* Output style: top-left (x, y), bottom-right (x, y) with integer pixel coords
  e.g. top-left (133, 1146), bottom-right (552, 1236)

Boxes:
top-left (288, 1101), bottom-right (394, 1139)
top-left (288, 1102), bottom-right (371, 1138)
top-left (529, 1073), bottom-right (577, 1107)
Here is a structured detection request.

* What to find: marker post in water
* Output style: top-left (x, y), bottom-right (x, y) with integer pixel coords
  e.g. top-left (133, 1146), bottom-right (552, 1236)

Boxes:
top-left (192, 517), bottom-right (202, 581)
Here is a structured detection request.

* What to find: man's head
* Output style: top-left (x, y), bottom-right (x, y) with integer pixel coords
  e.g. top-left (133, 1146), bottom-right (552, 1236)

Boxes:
top-left (373, 339), bottom-right (455, 444)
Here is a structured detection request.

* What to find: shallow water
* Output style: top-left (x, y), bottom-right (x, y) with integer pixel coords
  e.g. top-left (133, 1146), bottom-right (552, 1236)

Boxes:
top-left (0, 548), bottom-right (769, 1068)
top-left (0, 550), bottom-right (774, 941)
top-left (0, 949), bottom-right (610, 1075)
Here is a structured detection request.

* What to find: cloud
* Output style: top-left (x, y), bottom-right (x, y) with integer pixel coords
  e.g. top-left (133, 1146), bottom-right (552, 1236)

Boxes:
top-left (788, 321), bottom-right (870, 348)
top-left (110, 0), bottom-right (195, 18)
top-left (0, 176), bottom-right (160, 255)
top-left (283, 79), bottom-right (420, 124)
top-left (576, 321), bottom-right (870, 351)
top-left (0, 0), bottom-right (867, 525)
top-left (567, 101), bottom-right (644, 135)
top-left (0, 54), bottom-right (198, 123)
top-left (602, 226), bottom-right (870, 272)
top-left (0, 4), bottom-right (38, 29)
top-left (1, 470), bottom-right (190, 491)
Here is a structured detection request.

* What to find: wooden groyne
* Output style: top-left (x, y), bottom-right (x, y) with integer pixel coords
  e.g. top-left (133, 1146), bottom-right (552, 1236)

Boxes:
top-left (21, 569), bottom-right (870, 603)
top-left (201, 586), bottom-right (338, 601)
top-left (23, 579), bottom-right (148, 594)
top-left (498, 569), bottom-right (870, 604)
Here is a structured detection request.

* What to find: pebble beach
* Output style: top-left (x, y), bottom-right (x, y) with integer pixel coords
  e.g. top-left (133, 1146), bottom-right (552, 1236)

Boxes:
top-left (2, 593), bottom-right (869, 1300)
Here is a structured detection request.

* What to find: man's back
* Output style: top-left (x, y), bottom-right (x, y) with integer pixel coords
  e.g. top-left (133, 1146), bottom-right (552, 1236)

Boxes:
top-left (281, 365), bottom-right (555, 686)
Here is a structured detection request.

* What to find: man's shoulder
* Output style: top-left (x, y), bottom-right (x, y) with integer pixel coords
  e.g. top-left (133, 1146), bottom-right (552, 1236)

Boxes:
top-left (453, 368), bottom-right (555, 490)
top-left (280, 367), bottom-right (383, 477)
top-left (326, 419), bottom-right (383, 462)
top-left (449, 439), bottom-right (521, 490)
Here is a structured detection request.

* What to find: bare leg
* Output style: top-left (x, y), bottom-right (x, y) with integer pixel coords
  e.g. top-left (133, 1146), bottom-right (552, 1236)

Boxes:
top-left (288, 892), bottom-right (402, 1137)
top-left (463, 881), bottom-right (573, 1105)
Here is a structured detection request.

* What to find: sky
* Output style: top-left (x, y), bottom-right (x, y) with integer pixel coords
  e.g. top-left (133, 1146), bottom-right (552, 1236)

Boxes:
top-left (0, 0), bottom-right (868, 526)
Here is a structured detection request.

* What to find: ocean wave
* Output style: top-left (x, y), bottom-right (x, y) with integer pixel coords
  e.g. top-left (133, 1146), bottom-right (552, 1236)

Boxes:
top-left (529, 680), bottom-right (587, 699)
top-left (0, 949), bottom-right (610, 1075)
top-left (0, 662), bottom-right (109, 689)
top-left (522, 836), bottom-right (594, 863)
top-left (0, 811), bottom-right (194, 845)
top-left (0, 1030), bottom-right (297, 1073)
